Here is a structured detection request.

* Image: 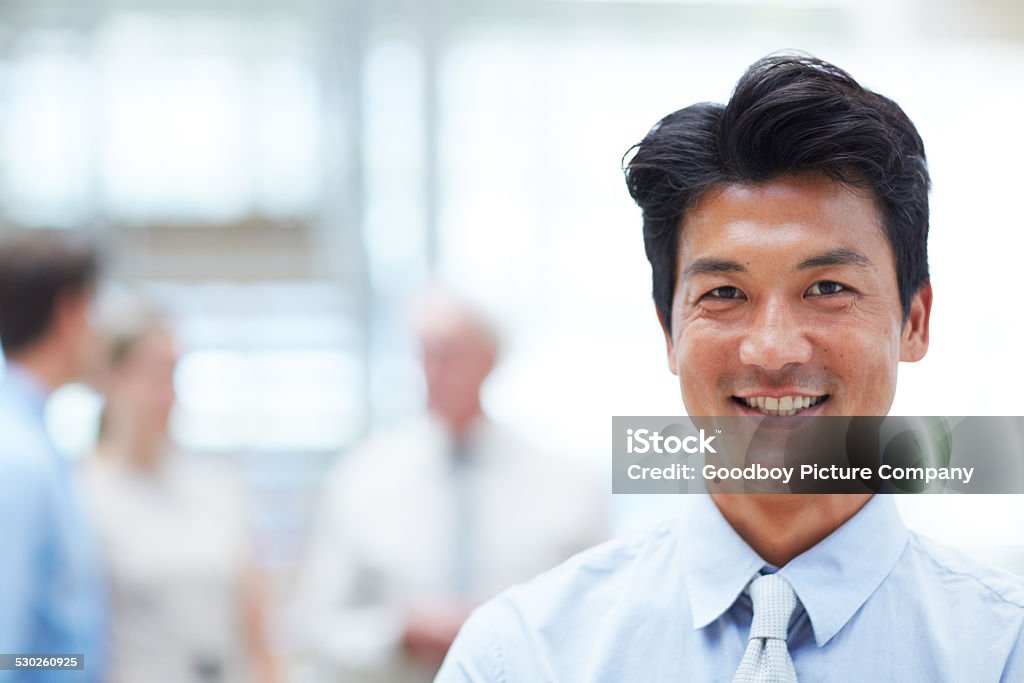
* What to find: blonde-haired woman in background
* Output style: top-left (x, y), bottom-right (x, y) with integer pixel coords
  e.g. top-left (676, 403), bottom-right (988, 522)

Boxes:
top-left (83, 309), bottom-right (277, 683)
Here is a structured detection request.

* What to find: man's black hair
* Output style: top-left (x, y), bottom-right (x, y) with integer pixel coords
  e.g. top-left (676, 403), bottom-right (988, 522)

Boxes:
top-left (624, 53), bottom-right (930, 334)
top-left (0, 231), bottom-right (99, 355)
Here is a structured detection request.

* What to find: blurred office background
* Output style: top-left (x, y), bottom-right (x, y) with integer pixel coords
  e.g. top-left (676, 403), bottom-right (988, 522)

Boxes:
top-left (1, 0), bottom-right (1023, 672)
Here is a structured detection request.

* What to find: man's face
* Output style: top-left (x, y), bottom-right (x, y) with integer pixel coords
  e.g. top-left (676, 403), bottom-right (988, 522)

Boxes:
top-left (419, 314), bottom-right (494, 427)
top-left (664, 173), bottom-right (930, 418)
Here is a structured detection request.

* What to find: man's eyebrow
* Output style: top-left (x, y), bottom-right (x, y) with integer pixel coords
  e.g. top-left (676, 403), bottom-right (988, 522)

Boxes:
top-left (796, 248), bottom-right (873, 271)
top-left (681, 249), bottom-right (873, 280)
top-left (682, 258), bottom-right (747, 280)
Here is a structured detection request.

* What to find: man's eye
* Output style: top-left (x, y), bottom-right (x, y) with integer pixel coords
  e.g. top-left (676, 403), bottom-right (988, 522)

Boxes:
top-left (702, 286), bottom-right (745, 300)
top-left (806, 280), bottom-right (847, 296)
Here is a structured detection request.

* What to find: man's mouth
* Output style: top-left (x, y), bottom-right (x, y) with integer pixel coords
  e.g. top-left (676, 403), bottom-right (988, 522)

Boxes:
top-left (731, 394), bottom-right (829, 417)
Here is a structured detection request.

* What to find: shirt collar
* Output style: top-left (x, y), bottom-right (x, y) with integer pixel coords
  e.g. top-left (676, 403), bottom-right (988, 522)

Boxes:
top-left (676, 495), bottom-right (765, 632)
top-left (436, 413), bottom-right (493, 462)
top-left (779, 494), bottom-right (908, 646)
top-left (0, 360), bottom-right (51, 418)
top-left (676, 493), bottom-right (908, 647)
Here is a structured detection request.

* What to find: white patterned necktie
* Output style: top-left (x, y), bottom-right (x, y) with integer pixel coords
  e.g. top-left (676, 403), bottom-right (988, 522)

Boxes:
top-left (732, 573), bottom-right (800, 683)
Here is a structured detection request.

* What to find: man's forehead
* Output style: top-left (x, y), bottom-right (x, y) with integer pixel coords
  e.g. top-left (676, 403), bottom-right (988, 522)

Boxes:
top-left (678, 175), bottom-right (889, 267)
top-left (688, 175), bottom-right (879, 227)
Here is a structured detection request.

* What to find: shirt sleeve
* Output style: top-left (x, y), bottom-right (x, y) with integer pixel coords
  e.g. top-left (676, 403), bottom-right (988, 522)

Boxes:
top-left (436, 593), bottom-right (555, 683)
top-left (1000, 617), bottom-right (1024, 683)
top-left (0, 441), bottom-right (52, 654)
top-left (287, 476), bottom-right (408, 675)
top-left (435, 601), bottom-right (508, 683)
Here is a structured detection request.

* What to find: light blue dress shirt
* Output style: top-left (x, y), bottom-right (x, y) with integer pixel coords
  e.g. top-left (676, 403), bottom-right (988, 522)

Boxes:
top-left (438, 494), bottom-right (1024, 682)
top-left (0, 364), bottom-right (107, 682)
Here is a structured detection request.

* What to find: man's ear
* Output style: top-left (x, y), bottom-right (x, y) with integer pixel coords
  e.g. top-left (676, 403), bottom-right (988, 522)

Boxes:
top-left (657, 306), bottom-right (679, 376)
top-left (899, 282), bottom-right (932, 362)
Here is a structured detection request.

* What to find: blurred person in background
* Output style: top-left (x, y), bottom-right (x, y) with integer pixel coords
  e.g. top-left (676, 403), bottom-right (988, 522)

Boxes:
top-left (0, 232), bottom-right (108, 682)
top-left (82, 307), bottom-right (278, 683)
top-left (288, 290), bottom-right (607, 683)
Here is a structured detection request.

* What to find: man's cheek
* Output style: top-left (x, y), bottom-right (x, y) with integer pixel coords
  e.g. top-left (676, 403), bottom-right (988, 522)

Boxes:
top-left (842, 354), bottom-right (897, 412)
top-left (678, 348), bottom-right (723, 396)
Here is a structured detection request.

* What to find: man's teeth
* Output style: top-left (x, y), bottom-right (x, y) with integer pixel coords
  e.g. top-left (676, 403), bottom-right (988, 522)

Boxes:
top-left (743, 395), bottom-right (824, 416)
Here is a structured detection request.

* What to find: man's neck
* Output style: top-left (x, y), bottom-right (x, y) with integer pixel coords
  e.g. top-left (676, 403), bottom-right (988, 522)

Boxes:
top-left (7, 344), bottom-right (71, 394)
top-left (709, 492), bottom-right (873, 567)
top-left (443, 403), bottom-right (485, 441)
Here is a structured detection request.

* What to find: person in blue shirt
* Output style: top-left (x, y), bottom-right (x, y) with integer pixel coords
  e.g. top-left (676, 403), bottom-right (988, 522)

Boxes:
top-left (438, 54), bottom-right (1024, 681)
top-left (0, 233), bottom-right (108, 682)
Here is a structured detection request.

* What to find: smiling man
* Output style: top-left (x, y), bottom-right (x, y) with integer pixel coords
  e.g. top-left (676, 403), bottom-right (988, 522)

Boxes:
top-left (436, 55), bottom-right (1024, 681)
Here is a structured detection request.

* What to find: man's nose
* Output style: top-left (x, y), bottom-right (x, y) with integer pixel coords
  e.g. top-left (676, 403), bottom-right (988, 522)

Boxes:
top-left (737, 300), bottom-right (814, 371)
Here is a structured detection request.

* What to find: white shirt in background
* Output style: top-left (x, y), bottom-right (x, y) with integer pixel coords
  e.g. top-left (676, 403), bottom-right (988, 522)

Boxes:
top-left (288, 416), bottom-right (608, 683)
